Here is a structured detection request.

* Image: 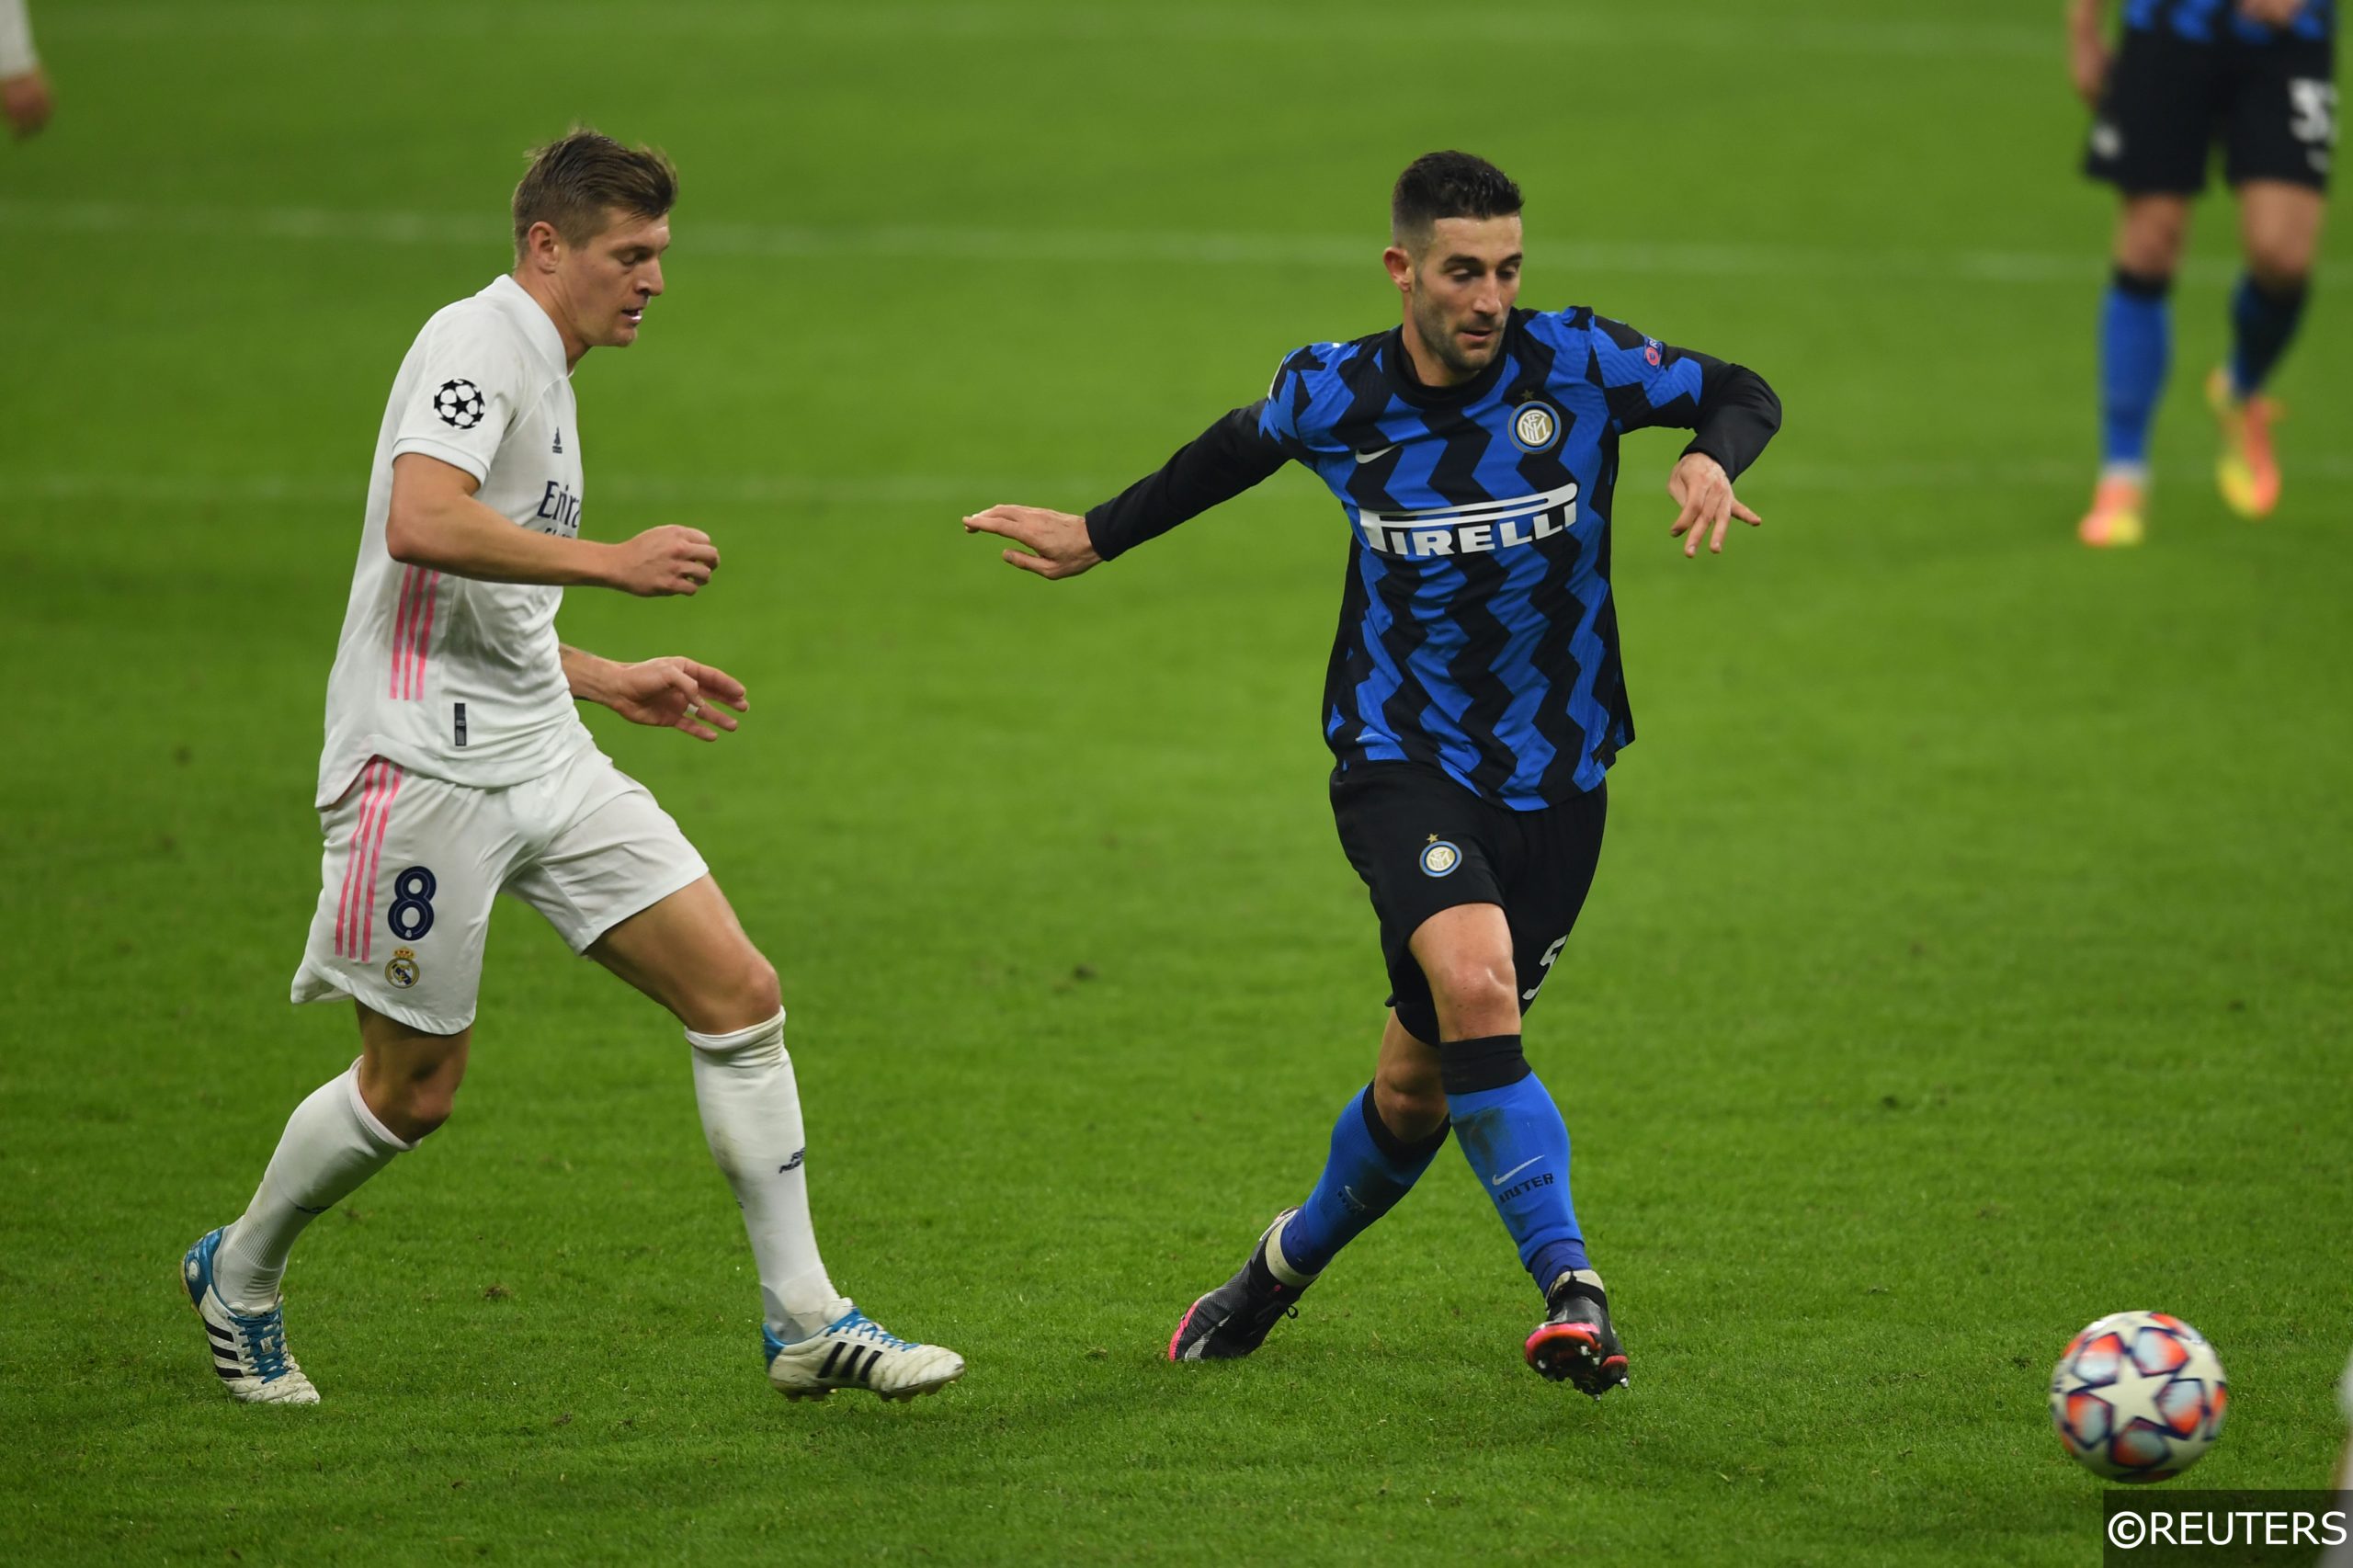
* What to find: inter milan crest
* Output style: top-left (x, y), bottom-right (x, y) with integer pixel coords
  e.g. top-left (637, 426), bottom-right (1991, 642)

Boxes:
top-left (1420, 838), bottom-right (1462, 878)
top-left (1509, 402), bottom-right (1560, 453)
top-left (432, 379), bottom-right (486, 430)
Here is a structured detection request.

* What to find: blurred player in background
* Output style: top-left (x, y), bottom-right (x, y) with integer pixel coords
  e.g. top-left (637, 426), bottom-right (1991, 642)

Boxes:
top-left (2074, 0), bottom-right (2336, 547)
top-left (964, 152), bottom-right (1779, 1395)
top-left (0, 0), bottom-right (53, 138)
top-left (182, 130), bottom-right (962, 1408)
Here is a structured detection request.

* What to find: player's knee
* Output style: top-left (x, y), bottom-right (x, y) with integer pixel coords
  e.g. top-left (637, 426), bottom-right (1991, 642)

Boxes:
top-left (741, 954), bottom-right (783, 1022)
top-left (688, 951), bottom-right (780, 1035)
top-left (395, 1084), bottom-right (460, 1139)
top-left (1372, 1067), bottom-right (1447, 1142)
top-left (1426, 954), bottom-right (1519, 1033)
top-left (2116, 202), bottom-right (2188, 278)
top-left (371, 1068), bottom-right (461, 1141)
top-left (2245, 242), bottom-right (2313, 295)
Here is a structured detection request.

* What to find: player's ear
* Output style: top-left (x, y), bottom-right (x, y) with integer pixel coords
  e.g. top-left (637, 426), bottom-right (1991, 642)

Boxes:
top-left (522, 219), bottom-right (564, 273)
top-left (1382, 244), bottom-right (1415, 295)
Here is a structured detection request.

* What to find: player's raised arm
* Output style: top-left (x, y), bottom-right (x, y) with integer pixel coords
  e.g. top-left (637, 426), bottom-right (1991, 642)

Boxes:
top-left (1580, 316), bottom-right (1782, 559)
top-left (386, 453), bottom-right (718, 595)
top-left (963, 402), bottom-right (1291, 579)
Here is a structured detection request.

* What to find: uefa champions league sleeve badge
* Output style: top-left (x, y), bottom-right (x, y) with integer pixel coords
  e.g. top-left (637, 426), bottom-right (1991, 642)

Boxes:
top-left (432, 379), bottom-right (487, 430)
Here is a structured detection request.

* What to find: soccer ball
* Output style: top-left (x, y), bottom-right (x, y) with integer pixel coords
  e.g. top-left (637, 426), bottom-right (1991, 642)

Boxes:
top-left (2049, 1311), bottom-right (2228, 1483)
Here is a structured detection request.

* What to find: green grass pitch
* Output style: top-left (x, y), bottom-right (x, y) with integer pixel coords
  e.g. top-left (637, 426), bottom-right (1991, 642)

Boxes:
top-left (4, 2), bottom-right (2349, 1562)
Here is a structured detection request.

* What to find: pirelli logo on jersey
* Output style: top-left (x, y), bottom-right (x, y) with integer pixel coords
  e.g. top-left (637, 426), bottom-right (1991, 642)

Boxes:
top-left (1357, 482), bottom-right (1579, 560)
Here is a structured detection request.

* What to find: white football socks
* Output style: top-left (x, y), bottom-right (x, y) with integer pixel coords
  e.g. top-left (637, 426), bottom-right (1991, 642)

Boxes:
top-left (686, 1011), bottom-right (850, 1343)
top-left (214, 1061), bottom-right (414, 1313)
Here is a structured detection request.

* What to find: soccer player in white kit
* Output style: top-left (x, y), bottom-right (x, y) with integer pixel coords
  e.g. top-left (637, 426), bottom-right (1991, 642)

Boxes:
top-left (181, 131), bottom-right (963, 1406)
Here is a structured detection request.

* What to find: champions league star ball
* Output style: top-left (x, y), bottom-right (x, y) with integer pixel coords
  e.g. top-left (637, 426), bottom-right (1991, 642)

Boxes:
top-left (432, 378), bottom-right (486, 430)
top-left (2049, 1311), bottom-right (2229, 1483)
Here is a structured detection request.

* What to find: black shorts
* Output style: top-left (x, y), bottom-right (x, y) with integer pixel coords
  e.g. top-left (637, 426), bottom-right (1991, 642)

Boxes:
top-left (1329, 761), bottom-right (1606, 1048)
top-left (2085, 28), bottom-right (2336, 194)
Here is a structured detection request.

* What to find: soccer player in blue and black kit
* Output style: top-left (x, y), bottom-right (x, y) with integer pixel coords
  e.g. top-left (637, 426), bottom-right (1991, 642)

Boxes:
top-left (2073, 0), bottom-right (2336, 546)
top-left (963, 153), bottom-right (1779, 1395)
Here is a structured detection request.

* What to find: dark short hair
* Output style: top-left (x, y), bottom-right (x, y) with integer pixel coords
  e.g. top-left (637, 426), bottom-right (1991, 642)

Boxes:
top-left (512, 128), bottom-right (677, 258)
top-left (1391, 151), bottom-right (1522, 249)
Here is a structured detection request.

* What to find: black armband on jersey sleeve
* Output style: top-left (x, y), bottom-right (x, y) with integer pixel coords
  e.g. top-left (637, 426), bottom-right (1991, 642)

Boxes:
top-left (1084, 403), bottom-right (1291, 562)
top-left (1679, 358), bottom-right (1782, 482)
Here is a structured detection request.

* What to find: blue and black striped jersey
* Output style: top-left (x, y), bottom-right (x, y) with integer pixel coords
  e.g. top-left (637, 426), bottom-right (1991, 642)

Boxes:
top-left (2124, 0), bottom-right (2333, 43)
top-left (1085, 308), bottom-right (1780, 810)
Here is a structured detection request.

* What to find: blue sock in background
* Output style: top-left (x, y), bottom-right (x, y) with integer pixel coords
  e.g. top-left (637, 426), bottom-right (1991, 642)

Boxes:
top-left (2229, 272), bottom-right (2309, 400)
top-left (2101, 267), bottom-right (2173, 480)
top-left (1276, 1085), bottom-right (1449, 1279)
top-left (1443, 1037), bottom-right (1588, 1294)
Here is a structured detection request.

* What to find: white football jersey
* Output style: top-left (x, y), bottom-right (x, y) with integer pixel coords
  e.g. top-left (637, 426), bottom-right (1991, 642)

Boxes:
top-left (315, 275), bottom-right (591, 806)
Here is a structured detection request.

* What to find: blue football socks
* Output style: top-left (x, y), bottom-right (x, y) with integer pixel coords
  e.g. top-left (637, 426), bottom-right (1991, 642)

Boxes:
top-left (1276, 1084), bottom-right (1449, 1279)
top-left (2229, 272), bottom-right (2309, 400)
top-left (1443, 1038), bottom-right (1588, 1292)
top-left (2100, 267), bottom-right (2173, 481)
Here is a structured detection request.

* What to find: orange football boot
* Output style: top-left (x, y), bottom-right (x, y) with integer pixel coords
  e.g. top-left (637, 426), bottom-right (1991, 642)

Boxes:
top-left (2209, 367), bottom-right (2282, 519)
top-left (2077, 474), bottom-right (2147, 549)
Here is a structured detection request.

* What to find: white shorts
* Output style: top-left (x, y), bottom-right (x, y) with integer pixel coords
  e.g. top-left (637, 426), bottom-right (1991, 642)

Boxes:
top-left (290, 743), bottom-right (709, 1034)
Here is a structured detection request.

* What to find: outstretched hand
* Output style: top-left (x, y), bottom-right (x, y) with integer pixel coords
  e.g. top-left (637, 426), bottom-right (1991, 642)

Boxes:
top-left (961, 505), bottom-right (1102, 580)
top-left (602, 656), bottom-right (749, 742)
top-left (1666, 452), bottom-right (1763, 559)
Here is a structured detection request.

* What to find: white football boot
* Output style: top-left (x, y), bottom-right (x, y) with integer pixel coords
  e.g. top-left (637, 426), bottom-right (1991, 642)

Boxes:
top-left (182, 1226), bottom-right (320, 1405)
top-left (763, 1306), bottom-right (964, 1403)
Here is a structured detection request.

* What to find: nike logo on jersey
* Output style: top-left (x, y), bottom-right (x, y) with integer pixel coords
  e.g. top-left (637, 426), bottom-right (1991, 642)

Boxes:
top-left (1490, 1155), bottom-right (1544, 1187)
top-left (1354, 444), bottom-right (1397, 465)
top-left (1358, 481), bottom-right (1580, 561)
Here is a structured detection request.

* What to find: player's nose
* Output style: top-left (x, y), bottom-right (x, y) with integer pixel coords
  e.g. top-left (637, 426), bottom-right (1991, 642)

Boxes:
top-left (642, 263), bottom-right (665, 298)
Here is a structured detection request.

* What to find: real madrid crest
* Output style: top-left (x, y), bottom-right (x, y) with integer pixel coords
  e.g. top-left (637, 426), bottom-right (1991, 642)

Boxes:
top-left (1420, 838), bottom-right (1462, 878)
top-left (1509, 401), bottom-right (1560, 453)
top-left (385, 948), bottom-right (422, 989)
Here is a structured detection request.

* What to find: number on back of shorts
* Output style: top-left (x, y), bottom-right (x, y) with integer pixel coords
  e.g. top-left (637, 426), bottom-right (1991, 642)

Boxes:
top-left (388, 865), bottom-right (438, 941)
top-left (2289, 80), bottom-right (2337, 147)
top-left (1522, 934), bottom-right (1570, 1003)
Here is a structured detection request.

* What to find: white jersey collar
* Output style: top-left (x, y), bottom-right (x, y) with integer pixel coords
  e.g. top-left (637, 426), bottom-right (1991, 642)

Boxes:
top-left (484, 274), bottom-right (572, 376)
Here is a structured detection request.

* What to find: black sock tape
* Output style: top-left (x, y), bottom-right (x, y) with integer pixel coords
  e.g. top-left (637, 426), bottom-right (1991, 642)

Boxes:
top-left (1438, 1034), bottom-right (1530, 1096)
top-left (2248, 274), bottom-right (2311, 309)
top-left (2112, 266), bottom-right (2174, 301)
